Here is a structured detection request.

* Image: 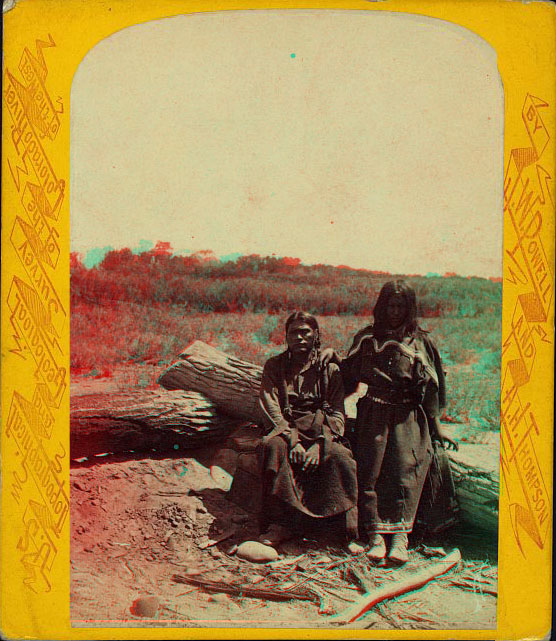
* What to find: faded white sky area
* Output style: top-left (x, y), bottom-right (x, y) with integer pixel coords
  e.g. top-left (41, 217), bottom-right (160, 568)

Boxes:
top-left (71, 10), bottom-right (503, 277)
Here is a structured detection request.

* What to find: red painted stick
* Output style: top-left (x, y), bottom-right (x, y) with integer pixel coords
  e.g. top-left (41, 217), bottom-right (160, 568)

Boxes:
top-left (333, 548), bottom-right (462, 624)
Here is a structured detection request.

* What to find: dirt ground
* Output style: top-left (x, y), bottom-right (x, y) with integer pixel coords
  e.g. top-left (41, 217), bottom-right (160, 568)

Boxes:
top-left (70, 375), bottom-right (498, 631)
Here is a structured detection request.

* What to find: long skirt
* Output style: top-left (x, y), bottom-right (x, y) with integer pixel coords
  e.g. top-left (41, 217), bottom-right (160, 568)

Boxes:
top-left (259, 436), bottom-right (358, 534)
top-left (354, 398), bottom-right (433, 536)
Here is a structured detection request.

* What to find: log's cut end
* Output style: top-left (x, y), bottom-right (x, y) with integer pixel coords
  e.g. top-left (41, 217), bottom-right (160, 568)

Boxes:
top-left (157, 340), bottom-right (264, 422)
top-left (74, 342), bottom-right (501, 535)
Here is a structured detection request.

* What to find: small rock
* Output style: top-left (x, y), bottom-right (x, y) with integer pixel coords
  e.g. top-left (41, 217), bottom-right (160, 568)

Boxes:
top-left (185, 510), bottom-right (197, 524)
top-left (197, 505), bottom-right (208, 514)
top-left (227, 543), bottom-right (238, 556)
top-left (209, 465), bottom-right (233, 491)
top-left (236, 541), bottom-right (278, 563)
top-left (209, 548), bottom-right (222, 559)
top-left (90, 499), bottom-right (100, 506)
top-left (165, 537), bottom-right (177, 551)
top-left (73, 481), bottom-right (89, 492)
top-left (208, 593), bottom-right (229, 604)
top-left (130, 595), bottom-right (160, 618)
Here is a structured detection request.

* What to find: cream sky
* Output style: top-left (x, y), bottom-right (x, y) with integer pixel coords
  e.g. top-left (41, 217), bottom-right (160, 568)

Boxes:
top-left (71, 9), bottom-right (503, 277)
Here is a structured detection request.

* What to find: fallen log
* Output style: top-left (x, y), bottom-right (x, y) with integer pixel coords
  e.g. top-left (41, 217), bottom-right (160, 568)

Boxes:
top-left (158, 341), bottom-right (499, 530)
top-left (70, 390), bottom-right (245, 459)
top-left (72, 343), bottom-right (500, 533)
top-left (447, 443), bottom-right (499, 532)
top-left (157, 341), bottom-right (263, 421)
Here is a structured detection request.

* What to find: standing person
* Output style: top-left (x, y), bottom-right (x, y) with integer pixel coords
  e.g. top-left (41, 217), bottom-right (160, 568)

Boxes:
top-left (257, 312), bottom-right (358, 548)
top-left (335, 281), bottom-right (457, 564)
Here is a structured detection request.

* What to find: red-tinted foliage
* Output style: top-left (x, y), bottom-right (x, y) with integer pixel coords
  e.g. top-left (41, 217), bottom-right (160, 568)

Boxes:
top-left (71, 247), bottom-right (502, 319)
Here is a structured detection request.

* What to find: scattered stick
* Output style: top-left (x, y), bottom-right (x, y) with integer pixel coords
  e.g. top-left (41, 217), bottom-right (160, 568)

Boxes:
top-left (197, 528), bottom-right (236, 550)
top-left (332, 548), bottom-right (462, 624)
top-left (315, 584), bottom-right (357, 603)
top-left (310, 585), bottom-right (336, 615)
top-left (348, 566), bottom-right (375, 593)
top-left (172, 574), bottom-right (315, 602)
top-left (154, 491), bottom-right (191, 497)
top-left (267, 554), bottom-right (306, 568)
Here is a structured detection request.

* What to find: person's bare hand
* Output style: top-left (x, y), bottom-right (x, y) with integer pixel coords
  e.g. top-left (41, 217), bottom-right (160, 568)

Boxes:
top-left (302, 443), bottom-right (320, 472)
top-left (320, 348), bottom-right (341, 367)
top-left (431, 416), bottom-right (459, 451)
top-left (289, 443), bottom-right (306, 465)
top-left (442, 436), bottom-right (459, 451)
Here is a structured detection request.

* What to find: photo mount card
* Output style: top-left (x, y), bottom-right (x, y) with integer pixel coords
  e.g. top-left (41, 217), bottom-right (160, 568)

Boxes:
top-left (1, 0), bottom-right (554, 639)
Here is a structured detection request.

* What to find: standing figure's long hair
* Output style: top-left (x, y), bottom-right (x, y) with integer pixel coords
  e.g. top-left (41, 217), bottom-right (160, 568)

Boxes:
top-left (372, 280), bottom-right (419, 338)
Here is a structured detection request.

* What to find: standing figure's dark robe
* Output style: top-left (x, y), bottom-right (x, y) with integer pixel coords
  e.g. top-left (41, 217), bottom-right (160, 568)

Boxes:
top-left (341, 326), bottom-right (445, 537)
top-left (258, 351), bottom-right (358, 528)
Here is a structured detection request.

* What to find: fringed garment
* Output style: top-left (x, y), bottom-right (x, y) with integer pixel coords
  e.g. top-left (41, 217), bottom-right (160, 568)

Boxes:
top-left (341, 327), bottom-right (446, 536)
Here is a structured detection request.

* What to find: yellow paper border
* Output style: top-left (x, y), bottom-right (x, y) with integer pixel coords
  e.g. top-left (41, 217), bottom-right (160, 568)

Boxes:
top-left (2, 0), bottom-right (554, 639)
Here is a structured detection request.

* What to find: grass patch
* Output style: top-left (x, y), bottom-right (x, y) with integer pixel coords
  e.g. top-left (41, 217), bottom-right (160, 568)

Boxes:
top-left (71, 301), bottom-right (500, 429)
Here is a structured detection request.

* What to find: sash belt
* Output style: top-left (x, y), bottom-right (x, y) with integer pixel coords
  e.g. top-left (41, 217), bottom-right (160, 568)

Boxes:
top-left (364, 393), bottom-right (419, 408)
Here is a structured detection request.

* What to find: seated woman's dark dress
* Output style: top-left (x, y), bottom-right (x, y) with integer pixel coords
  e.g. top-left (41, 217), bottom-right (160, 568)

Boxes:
top-left (258, 350), bottom-right (358, 534)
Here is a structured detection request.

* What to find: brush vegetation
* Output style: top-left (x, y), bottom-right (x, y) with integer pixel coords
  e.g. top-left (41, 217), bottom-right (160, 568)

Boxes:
top-left (71, 248), bottom-right (501, 429)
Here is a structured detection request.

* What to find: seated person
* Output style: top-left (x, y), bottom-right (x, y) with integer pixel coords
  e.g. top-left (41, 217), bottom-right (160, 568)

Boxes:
top-left (257, 312), bottom-right (358, 548)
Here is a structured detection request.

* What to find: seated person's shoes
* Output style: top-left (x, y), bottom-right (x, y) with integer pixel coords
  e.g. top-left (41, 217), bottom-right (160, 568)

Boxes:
top-left (258, 523), bottom-right (292, 547)
top-left (388, 533), bottom-right (409, 564)
top-left (367, 534), bottom-right (387, 561)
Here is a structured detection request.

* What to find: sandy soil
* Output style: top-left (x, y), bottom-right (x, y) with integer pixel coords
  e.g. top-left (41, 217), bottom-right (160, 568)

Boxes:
top-left (70, 376), bottom-right (498, 631)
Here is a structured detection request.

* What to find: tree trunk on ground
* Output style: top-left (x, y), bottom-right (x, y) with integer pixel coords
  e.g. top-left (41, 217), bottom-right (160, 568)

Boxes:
top-left (73, 342), bottom-right (500, 531)
top-left (157, 341), bottom-right (263, 421)
top-left (70, 390), bottom-right (247, 459)
top-left (448, 443), bottom-right (499, 532)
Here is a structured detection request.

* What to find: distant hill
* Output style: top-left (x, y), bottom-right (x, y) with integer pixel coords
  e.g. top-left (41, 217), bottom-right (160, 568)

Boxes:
top-left (71, 247), bottom-right (501, 318)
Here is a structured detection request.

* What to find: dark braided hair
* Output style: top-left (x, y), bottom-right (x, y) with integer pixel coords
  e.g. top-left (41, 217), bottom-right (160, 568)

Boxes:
top-left (283, 312), bottom-right (328, 417)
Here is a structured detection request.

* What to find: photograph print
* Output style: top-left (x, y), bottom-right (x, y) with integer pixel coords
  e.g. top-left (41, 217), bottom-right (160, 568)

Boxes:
top-left (69, 9), bottom-right (502, 629)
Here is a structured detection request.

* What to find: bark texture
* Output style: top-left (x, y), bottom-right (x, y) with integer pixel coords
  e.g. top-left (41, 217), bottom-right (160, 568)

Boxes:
top-left (157, 341), bottom-right (263, 421)
top-left (73, 342), bottom-right (499, 533)
top-left (448, 444), bottom-right (499, 532)
top-left (70, 390), bottom-right (245, 459)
